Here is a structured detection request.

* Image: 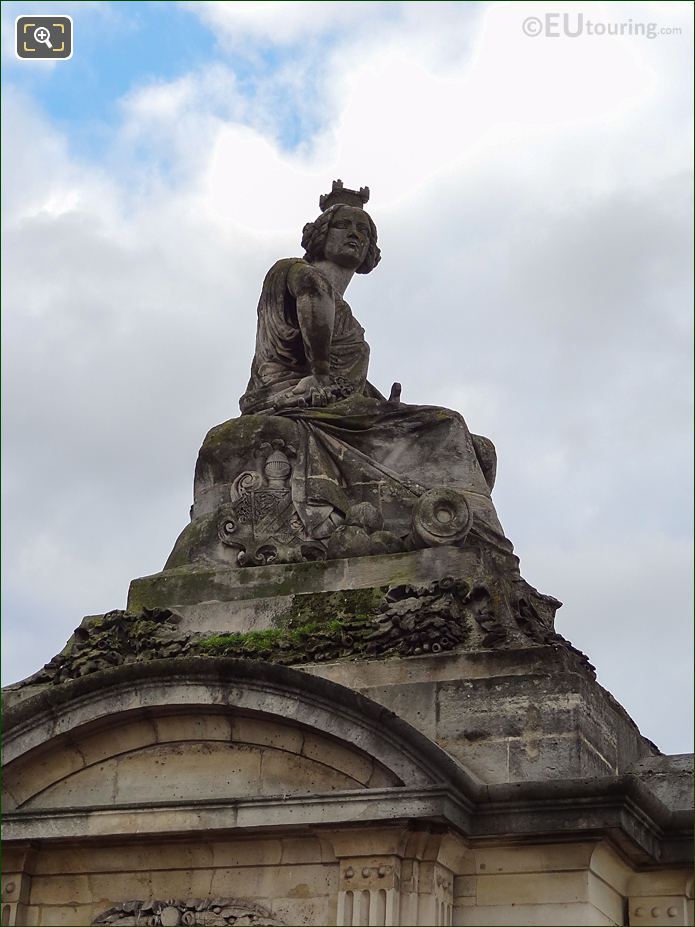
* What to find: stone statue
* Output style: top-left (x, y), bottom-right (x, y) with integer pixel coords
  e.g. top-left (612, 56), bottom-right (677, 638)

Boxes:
top-left (16, 179), bottom-right (567, 693)
top-left (166, 181), bottom-right (516, 570)
top-left (239, 181), bottom-right (381, 416)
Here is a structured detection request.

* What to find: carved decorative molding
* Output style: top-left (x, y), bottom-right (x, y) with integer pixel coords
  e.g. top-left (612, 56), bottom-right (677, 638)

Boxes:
top-left (18, 568), bottom-right (594, 687)
top-left (92, 898), bottom-right (284, 926)
top-left (24, 607), bottom-right (192, 686)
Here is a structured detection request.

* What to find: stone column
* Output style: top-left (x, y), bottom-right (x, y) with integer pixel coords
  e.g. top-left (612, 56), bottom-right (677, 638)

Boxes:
top-left (328, 826), bottom-right (468, 926)
top-left (336, 858), bottom-right (402, 926)
top-left (410, 861), bottom-right (454, 926)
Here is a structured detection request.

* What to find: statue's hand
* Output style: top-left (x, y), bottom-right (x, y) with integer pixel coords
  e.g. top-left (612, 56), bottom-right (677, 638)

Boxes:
top-left (264, 374), bottom-right (354, 413)
top-left (292, 374), bottom-right (332, 408)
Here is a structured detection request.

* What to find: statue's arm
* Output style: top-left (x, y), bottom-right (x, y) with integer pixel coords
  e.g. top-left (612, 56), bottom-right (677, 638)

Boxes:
top-left (287, 263), bottom-right (334, 383)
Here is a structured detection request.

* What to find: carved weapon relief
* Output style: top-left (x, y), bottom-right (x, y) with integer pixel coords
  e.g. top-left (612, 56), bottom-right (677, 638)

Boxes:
top-left (216, 436), bottom-right (476, 567)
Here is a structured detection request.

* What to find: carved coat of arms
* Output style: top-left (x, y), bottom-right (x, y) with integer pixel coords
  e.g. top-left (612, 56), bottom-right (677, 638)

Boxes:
top-left (217, 440), bottom-right (322, 566)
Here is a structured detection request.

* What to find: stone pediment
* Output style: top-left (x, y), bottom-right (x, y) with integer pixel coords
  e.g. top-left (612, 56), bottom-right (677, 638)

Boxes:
top-left (3, 658), bottom-right (472, 822)
top-left (4, 631), bottom-right (692, 927)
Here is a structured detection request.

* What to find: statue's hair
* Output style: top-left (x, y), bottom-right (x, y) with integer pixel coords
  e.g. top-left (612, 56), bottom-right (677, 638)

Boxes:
top-left (301, 205), bottom-right (381, 274)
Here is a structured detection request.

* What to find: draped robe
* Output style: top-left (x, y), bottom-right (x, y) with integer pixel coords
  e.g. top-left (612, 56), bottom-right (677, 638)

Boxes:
top-left (239, 258), bottom-right (514, 559)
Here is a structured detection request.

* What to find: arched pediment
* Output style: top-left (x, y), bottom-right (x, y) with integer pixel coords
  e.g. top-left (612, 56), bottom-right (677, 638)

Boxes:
top-left (4, 658), bottom-right (477, 815)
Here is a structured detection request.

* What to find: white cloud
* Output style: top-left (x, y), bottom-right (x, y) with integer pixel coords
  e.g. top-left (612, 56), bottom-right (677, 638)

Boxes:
top-left (2, 2), bottom-right (692, 755)
top-left (182, 0), bottom-right (395, 46)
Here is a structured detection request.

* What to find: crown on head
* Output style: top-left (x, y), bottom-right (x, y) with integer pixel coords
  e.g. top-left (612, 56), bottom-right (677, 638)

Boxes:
top-left (319, 179), bottom-right (370, 212)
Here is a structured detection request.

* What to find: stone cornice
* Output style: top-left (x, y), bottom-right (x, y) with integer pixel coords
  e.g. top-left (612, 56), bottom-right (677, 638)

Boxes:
top-left (3, 658), bottom-right (691, 867)
top-left (3, 779), bottom-right (690, 866)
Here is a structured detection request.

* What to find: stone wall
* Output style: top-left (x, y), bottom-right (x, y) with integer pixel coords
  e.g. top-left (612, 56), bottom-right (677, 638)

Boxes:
top-left (3, 659), bottom-right (692, 925)
top-left (4, 834), bottom-right (693, 926)
top-left (4, 836), bottom-right (338, 926)
top-left (303, 647), bottom-right (655, 782)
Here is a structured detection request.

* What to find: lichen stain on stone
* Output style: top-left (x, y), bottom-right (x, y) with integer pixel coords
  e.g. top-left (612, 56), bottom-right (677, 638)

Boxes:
top-left (286, 883), bottom-right (312, 899)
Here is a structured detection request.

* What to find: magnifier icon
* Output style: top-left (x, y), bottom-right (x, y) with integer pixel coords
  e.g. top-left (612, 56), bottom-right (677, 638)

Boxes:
top-left (34, 25), bottom-right (53, 48)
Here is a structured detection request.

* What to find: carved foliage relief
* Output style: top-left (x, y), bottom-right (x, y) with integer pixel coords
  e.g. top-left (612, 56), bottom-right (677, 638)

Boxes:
top-left (92, 898), bottom-right (284, 926)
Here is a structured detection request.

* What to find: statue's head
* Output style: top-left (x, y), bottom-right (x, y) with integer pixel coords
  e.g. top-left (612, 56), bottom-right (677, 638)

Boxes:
top-left (301, 181), bottom-right (381, 274)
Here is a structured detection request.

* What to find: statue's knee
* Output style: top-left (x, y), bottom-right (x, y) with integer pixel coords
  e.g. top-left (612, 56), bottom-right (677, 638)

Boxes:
top-left (471, 433), bottom-right (497, 490)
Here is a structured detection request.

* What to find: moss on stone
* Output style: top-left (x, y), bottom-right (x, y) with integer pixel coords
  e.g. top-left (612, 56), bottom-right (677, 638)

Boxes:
top-left (163, 515), bottom-right (219, 571)
top-left (127, 576), bottom-right (162, 612)
top-left (129, 561), bottom-right (230, 611)
top-left (192, 581), bottom-right (475, 666)
top-left (281, 585), bottom-right (386, 629)
top-left (195, 619), bottom-right (341, 663)
top-left (194, 588), bottom-right (388, 664)
top-left (201, 416), bottom-right (290, 455)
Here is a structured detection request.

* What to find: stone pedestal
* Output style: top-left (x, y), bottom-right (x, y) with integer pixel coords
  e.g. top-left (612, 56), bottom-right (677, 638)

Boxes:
top-left (3, 548), bottom-right (692, 926)
top-left (304, 647), bottom-right (656, 783)
top-left (122, 548), bottom-right (654, 785)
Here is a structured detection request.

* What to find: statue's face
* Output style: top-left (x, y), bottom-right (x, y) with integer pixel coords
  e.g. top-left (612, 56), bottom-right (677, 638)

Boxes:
top-left (323, 206), bottom-right (371, 269)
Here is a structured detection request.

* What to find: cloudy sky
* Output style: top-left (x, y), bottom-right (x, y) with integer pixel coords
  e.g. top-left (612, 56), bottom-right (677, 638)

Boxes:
top-left (2, 1), bottom-right (692, 753)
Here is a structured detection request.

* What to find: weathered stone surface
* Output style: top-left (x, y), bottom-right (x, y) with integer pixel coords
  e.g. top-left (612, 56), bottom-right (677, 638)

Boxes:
top-left (129, 547), bottom-right (487, 615)
top-left (3, 660), bottom-right (692, 875)
top-left (325, 525), bottom-right (372, 560)
top-left (194, 577), bottom-right (477, 665)
top-left (8, 833), bottom-right (691, 927)
top-left (629, 754), bottom-right (694, 813)
top-left (168, 405), bottom-right (513, 572)
top-left (4, 660), bottom-right (459, 790)
top-left (2, 659), bottom-right (691, 926)
top-left (12, 607), bottom-right (194, 689)
top-left (302, 646), bottom-right (657, 783)
top-left (17, 740), bottom-right (374, 810)
top-left (161, 182), bottom-right (515, 572)
top-left (11, 547), bottom-right (573, 695)
top-left (156, 547), bottom-right (556, 640)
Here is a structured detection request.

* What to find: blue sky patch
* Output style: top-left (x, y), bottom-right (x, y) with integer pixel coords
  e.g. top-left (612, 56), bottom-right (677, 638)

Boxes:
top-left (3, 1), bottom-right (342, 158)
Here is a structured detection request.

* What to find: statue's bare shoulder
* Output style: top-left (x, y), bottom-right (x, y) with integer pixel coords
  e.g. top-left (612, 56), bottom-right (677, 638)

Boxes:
top-left (287, 259), bottom-right (332, 300)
